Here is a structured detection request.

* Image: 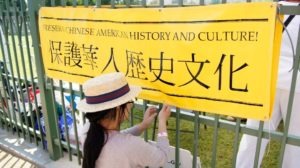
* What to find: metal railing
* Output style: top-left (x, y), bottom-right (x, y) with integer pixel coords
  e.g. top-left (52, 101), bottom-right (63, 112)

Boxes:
top-left (0, 0), bottom-right (299, 167)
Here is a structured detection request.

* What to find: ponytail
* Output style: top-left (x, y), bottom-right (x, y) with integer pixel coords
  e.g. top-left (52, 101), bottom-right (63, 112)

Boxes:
top-left (82, 103), bottom-right (129, 168)
top-left (82, 121), bottom-right (107, 168)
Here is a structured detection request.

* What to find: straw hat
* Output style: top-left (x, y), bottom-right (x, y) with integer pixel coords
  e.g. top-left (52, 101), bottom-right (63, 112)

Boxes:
top-left (77, 72), bottom-right (141, 113)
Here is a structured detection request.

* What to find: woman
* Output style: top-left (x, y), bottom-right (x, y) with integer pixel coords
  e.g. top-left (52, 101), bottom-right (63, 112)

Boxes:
top-left (77, 72), bottom-right (171, 168)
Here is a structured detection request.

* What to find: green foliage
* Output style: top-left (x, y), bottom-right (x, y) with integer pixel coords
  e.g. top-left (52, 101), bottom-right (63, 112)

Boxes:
top-left (0, 0), bottom-right (3, 10)
top-left (45, 0), bottom-right (111, 6)
top-left (0, 0), bottom-right (27, 10)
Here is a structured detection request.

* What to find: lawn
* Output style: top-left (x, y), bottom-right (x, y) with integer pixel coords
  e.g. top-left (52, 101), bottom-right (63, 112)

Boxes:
top-left (0, 33), bottom-right (37, 80)
top-left (123, 107), bottom-right (282, 168)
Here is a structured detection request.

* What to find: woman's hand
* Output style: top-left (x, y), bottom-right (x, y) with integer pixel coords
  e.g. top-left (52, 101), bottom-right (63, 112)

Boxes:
top-left (158, 104), bottom-right (171, 136)
top-left (139, 106), bottom-right (158, 131)
top-left (158, 104), bottom-right (171, 122)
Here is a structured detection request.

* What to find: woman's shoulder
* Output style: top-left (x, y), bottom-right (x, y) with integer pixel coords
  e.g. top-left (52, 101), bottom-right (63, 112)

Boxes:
top-left (105, 132), bottom-right (150, 152)
top-left (108, 131), bottom-right (144, 143)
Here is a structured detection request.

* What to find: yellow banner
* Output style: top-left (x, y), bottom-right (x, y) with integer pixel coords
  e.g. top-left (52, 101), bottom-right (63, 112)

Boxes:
top-left (39, 2), bottom-right (282, 120)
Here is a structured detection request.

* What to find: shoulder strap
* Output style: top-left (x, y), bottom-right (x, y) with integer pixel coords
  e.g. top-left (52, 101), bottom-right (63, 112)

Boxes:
top-left (282, 15), bottom-right (295, 32)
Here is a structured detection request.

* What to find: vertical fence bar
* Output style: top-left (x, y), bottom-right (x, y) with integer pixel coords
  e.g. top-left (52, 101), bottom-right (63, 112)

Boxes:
top-left (175, 107), bottom-right (180, 168)
top-left (9, 2), bottom-right (26, 136)
top-left (21, 0), bottom-right (40, 146)
top-left (0, 24), bottom-right (14, 133)
top-left (4, 0), bottom-right (21, 137)
top-left (253, 121), bottom-right (264, 168)
top-left (141, 0), bottom-right (146, 7)
top-left (41, 0), bottom-right (46, 6)
top-left (192, 111), bottom-right (199, 168)
top-left (125, 0), bottom-right (130, 8)
top-left (59, 80), bottom-right (72, 161)
top-left (0, 90), bottom-right (7, 129)
top-left (61, 0), bottom-right (66, 7)
top-left (4, 80), bottom-right (13, 131)
top-left (14, 0), bottom-right (32, 141)
top-left (3, 79), bottom-right (13, 132)
top-left (232, 118), bottom-right (241, 167)
top-left (159, 0), bottom-right (163, 7)
top-left (50, 79), bottom-right (63, 156)
top-left (10, 0), bottom-right (28, 139)
top-left (72, 0), bottom-right (77, 7)
top-left (143, 100), bottom-right (149, 141)
top-left (178, 0), bottom-right (183, 7)
top-left (211, 114), bottom-right (220, 168)
top-left (199, 0), bottom-right (204, 5)
top-left (28, 0), bottom-right (61, 159)
top-left (51, 0), bottom-right (55, 6)
top-left (84, 0), bottom-right (89, 7)
top-left (130, 99), bottom-right (134, 126)
top-left (111, 0), bottom-right (115, 8)
top-left (0, 16), bottom-right (12, 132)
top-left (152, 104), bottom-right (160, 141)
top-left (79, 85), bottom-right (85, 124)
top-left (31, 0), bottom-right (46, 149)
top-left (278, 27), bottom-right (300, 167)
top-left (96, 0), bottom-right (101, 7)
top-left (69, 82), bottom-right (82, 165)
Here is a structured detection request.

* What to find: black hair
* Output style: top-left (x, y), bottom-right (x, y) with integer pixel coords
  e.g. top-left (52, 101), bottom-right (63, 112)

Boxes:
top-left (82, 103), bottom-right (129, 168)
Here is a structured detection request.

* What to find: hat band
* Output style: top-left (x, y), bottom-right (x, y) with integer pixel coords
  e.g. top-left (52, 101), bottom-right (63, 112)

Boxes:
top-left (85, 84), bottom-right (130, 104)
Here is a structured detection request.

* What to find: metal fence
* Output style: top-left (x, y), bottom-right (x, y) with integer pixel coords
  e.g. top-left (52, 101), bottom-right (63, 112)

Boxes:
top-left (0, 0), bottom-right (300, 167)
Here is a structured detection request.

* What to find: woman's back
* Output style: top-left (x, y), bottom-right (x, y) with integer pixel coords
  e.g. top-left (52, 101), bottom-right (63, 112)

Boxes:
top-left (96, 131), bottom-right (169, 168)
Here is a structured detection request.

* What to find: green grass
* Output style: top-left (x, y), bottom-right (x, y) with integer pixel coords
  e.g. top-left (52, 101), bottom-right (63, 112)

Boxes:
top-left (0, 34), bottom-right (37, 79)
top-left (122, 107), bottom-right (282, 168)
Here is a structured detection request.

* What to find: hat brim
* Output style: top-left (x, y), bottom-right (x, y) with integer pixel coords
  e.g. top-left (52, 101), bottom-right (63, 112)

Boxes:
top-left (77, 85), bottom-right (141, 113)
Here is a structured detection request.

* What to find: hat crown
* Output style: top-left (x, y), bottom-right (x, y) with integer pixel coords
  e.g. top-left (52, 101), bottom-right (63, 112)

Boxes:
top-left (83, 72), bottom-right (127, 97)
top-left (77, 72), bottom-right (141, 112)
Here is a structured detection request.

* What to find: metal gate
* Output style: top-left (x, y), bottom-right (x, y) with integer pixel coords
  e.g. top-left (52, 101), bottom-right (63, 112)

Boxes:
top-left (0, 0), bottom-right (300, 167)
